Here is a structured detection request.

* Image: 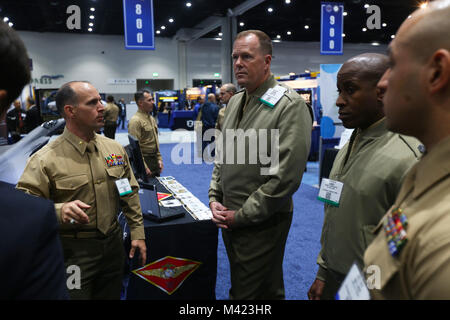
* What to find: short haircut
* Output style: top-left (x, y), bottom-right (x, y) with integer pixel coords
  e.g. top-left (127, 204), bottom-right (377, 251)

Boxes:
top-left (55, 81), bottom-right (89, 117)
top-left (0, 20), bottom-right (31, 115)
top-left (134, 90), bottom-right (151, 104)
top-left (106, 95), bottom-right (114, 103)
top-left (235, 30), bottom-right (273, 56)
top-left (222, 83), bottom-right (237, 94)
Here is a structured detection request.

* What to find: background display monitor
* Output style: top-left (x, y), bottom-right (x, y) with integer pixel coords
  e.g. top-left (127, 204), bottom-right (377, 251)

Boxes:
top-left (128, 134), bottom-right (149, 183)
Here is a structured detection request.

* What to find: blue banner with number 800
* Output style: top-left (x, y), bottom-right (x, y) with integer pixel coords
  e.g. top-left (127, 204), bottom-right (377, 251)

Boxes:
top-left (123, 0), bottom-right (155, 50)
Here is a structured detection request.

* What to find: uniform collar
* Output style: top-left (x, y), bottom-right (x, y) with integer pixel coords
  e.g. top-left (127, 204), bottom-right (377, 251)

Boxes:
top-left (411, 135), bottom-right (450, 199)
top-left (62, 127), bottom-right (98, 156)
top-left (245, 73), bottom-right (277, 98)
top-left (357, 117), bottom-right (387, 139)
top-left (137, 108), bottom-right (151, 118)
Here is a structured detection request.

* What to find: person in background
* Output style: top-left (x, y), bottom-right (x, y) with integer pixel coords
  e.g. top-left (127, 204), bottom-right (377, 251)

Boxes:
top-left (117, 98), bottom-right (127, 130)
top-left (216, 83), bottom-right (237, 131)
top-left (6, 99), bottom-right (26, 142)
top-left (0, 19), bottom-right (68, 300)
top-left (103, 95), bottom-right (119, 139)
top-left (200, 93), bottom-right (219, 157)
top-left (25, 96), bottom-right (41, 133)
top-left (128, 90), bottom-right (163, 177)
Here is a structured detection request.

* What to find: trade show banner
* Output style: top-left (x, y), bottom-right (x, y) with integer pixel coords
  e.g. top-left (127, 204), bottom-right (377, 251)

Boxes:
top-left (123, 0), bottom-right (155, 50)
top-left (318, 64), bottom-right (343, 138)
top-left (320, 2), bottom-right (344, 55)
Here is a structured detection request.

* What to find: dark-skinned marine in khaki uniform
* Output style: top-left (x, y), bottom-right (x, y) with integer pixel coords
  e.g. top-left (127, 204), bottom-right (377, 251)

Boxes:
top-left (363, 0), bottom-right (450, 299)
top-left (128, 90), bottom-right (163, 177)
top-left (309, 54), bottom-right (421, 300)
top-left (209, 30), bottom-right (312, 300)
top-left (17, 81), bottom-right (146, 300)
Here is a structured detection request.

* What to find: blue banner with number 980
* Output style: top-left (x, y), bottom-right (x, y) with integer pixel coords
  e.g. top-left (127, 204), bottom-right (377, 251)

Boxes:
top-left (320, 2), bottom-right (344, 55)
top-left (123, 0), bottom-right (155, 50)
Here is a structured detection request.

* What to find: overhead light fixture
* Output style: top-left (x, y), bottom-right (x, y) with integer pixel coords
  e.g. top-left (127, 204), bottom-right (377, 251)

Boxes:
top-left (8, 22), bottom-right (13, 27)
top-left (287, 31), bottom-right (292, 35)
top-left (362, 27), bottom-right (367, 32)
top-left (169, 18), bottom-right (174, 23)
top-left (342, 33), bottom-right (346, 37)
top-left (161, 26), bottom-right (166, 30)
top-left (277, 35), bottom-right (281, 39)
top-left (89, 15), bottom-right (95, 19)
top-left (420, 2), bottom-right (428, 9)
top-left (88, 28), bottom-right (92, 32)
top-left (285, 0), bottom-right (291, 4)
top-left (186, 2), bottom-right (192, 7)
top-left (304, 25), bottom-right (310, 29)
top-left (408, 15), bottom-right (412, 19)
top-left (214, 38), bottom-right (222, 41)
top-left (218, 32), bottom-right (223, 36)
top-left (156, 30), bottom-right (161, 34)
top-left (90, 8), bottom-right (95, 12)
top-left (371, 42), bottom-right (380, 46)
top-left (343, 11), bottom-right (348, 16)
top-left (273, 39), bottom-right (281, 43)
top-left (391, 34), bottom-right (395, 39)
top-left (3, 17), bottom-right (9, 22)
top-left (382, 23), bottom-right (387, 27)
top-left (364, 4), bottom-right (370, 8)
top-left (267, 7), bottom-right (273, 12)
top-left (89, 22), bottom-right (93, 27)
top-left (239, 22), bottom-right (244, 26)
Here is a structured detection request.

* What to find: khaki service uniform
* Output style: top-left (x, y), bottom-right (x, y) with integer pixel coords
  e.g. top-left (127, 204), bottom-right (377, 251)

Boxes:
top-left (17, 127), bottom-right (145, 299)
top-left (215, 107), bottom-right (226, 131)
top-left (103, 102), bottom-right (120, 139)
top-left (128, 109), bottom-right (162, 176)
top-left (209, 74), bottom-right (313, 299)
top-left (364, 136), bottom-right (450, 299)
top-left (316, 118), bottom-right (421, 299)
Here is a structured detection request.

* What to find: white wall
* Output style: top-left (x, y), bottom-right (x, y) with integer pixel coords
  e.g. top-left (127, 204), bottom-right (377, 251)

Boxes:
top-left (187, 38), bottom-right (388, 86)
top-left (18, 31), bottom-right (387, 92)
top-left (18, 31), bottom-right (179, 94)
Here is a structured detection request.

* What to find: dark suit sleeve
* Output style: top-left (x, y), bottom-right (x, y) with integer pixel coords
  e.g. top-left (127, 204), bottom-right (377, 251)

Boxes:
top-left (18, 199), bottom-right (69, 300)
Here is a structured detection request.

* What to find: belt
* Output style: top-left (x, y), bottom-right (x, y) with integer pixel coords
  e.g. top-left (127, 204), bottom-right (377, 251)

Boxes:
top-left (60, 230), bottom-right (107, 239)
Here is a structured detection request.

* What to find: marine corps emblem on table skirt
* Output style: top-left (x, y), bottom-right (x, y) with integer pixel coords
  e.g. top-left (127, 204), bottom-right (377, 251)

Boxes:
top-left (132, 256), bottom-right (202, 295)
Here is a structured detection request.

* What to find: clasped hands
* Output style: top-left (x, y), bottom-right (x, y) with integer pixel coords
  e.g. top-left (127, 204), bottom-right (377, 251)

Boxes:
top-left (210, 201), bottom-right (236, 229)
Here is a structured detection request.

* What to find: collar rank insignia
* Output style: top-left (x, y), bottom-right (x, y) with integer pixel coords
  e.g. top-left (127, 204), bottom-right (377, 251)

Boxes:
top-left (132, 256), bottom-right (202, 295)
top-left (384, 207), bottom-right (408, 257)
top-left (105, 154), bottom-right (124, 167)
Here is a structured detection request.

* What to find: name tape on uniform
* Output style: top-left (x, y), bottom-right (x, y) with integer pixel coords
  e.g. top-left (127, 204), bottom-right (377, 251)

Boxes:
top-left (115, 178), bottom-right (132, 196)
top-left (317, 178), bottom-right (343, 207)
top-left (260, 85), bottom-right (286, 108)
top-left (335, 263), bottom-right (371, 300)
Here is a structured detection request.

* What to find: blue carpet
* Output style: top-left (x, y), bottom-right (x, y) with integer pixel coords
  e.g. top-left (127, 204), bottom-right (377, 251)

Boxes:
top-left (159, 143), bottom-right (324, 300)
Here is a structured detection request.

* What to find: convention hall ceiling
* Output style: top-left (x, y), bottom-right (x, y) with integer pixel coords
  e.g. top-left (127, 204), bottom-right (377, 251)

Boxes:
top-left (0, 0), bottom-right (423, 44)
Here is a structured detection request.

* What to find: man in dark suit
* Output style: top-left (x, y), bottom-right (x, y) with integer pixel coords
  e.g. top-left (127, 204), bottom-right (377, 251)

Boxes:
top-left (0, 20), bottom-right (68, 299)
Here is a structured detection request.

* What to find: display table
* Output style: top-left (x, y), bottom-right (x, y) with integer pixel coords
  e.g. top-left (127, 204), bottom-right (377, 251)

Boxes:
top-left (169, 110), bottom-right (195, 131)
top-left (120, 177), bottom-right (218, 300)
top-left (157, 113), bottom-right (170, 128)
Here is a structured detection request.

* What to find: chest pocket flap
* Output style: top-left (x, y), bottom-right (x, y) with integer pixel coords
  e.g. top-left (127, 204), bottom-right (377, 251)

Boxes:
top-left (106, 166), bottom-right (125, 179)
top-left (55, 174), bottom-right (89, 190)
top-left (364, 229), bottom-right (401, 290)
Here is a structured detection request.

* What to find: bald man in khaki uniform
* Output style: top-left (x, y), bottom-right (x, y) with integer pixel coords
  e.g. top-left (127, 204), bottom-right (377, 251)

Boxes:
top-left (17, 81), bottom-right (146, 300)
top-left (216, 83), bottom-right (237, 131)
top-left (209, 30), bottom-right (312, 299)
top-left (364, 0), bottom-right (450, 299)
